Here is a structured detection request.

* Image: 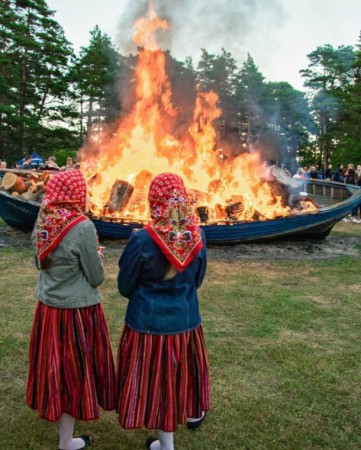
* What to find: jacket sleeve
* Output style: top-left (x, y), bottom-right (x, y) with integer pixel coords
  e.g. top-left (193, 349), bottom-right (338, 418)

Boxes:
top-left (194, 230), bottom-right (207, 289)
top-left (78, 221), bottom-right (105, 287)
top-left (118, 231), bottom-right (143, 298)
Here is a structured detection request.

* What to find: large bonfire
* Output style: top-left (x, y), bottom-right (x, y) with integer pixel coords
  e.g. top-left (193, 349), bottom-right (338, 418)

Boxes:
top-left (80, 3), bottom-right (315, 224)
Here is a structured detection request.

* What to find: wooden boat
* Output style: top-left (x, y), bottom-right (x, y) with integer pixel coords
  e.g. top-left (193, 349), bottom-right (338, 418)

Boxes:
top-left (0, 179), bottom-right (360, 243)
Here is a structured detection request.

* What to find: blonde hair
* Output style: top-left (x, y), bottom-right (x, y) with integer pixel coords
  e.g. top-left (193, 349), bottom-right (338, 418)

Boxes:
top-left (163, 265), bottom-right (178, 280)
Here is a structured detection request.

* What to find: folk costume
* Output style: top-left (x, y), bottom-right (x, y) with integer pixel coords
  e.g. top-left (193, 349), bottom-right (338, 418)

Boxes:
top-left (116, 173), bottom-right (210, 449)
top-left (26, 171), bottom-right (115, 450)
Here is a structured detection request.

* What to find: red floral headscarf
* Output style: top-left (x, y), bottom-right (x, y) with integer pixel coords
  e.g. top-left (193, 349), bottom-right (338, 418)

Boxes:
top-left (145, 173), bottom-right (203, 272)
top-left (36, 170), bottom-right (88, 262)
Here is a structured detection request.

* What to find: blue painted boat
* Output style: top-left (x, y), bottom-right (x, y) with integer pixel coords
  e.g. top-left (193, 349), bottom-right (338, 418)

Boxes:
top-left (0, 191), bottom-right (39, 231)
top-left (0, 180), bottom-right (360, 243)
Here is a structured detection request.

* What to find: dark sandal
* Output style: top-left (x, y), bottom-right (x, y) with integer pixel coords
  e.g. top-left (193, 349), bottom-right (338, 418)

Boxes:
top-left (145, 437), bottom-right (158, 449)
top-left (187, 413), bottom-right (205, 430)
top-left (59, 435), bottom-right (92, 450)
top-left (79, 435), bottom-right (92, 448)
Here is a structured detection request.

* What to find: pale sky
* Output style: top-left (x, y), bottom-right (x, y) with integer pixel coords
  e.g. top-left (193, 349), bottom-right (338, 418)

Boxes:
top-left (47, 0), bottom-right (361, 91)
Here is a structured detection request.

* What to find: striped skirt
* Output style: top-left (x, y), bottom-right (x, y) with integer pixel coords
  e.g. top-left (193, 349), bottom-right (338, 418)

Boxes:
top-left (26, 301), bottom-right (116, 423)
top-left (116, 325), bottom-right (211, 432)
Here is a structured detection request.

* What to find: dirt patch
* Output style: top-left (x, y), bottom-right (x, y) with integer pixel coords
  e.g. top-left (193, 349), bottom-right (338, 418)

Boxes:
top-left (206, 236), bottom-right (360, 260)
top-left (0, 223), bottom-right (359, 260)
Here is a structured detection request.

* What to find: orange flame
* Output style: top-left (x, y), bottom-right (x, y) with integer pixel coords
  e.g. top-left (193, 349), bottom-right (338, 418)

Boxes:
top-left (80, 3), bottom-right (315, 223)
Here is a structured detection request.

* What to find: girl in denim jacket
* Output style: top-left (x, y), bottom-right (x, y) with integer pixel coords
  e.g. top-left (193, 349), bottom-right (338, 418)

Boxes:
top-left (116, 173), bottom-right (210, 450)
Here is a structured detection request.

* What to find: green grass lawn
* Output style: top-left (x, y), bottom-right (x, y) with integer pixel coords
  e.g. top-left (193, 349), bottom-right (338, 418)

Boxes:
top-left (1, 221), bottom-right (361, 449)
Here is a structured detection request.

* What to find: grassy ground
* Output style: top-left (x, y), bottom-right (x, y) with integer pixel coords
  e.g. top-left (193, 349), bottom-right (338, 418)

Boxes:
top-left (0, 221), bottom-right (361, 449)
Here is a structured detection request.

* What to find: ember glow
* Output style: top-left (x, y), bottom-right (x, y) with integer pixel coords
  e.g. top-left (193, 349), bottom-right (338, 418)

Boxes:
top-left (80, 3), bottom-right (316, 223)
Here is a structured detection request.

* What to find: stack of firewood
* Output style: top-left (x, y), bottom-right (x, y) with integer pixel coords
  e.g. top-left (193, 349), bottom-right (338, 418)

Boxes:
top-left (0, 169), bottom-right (49, 203)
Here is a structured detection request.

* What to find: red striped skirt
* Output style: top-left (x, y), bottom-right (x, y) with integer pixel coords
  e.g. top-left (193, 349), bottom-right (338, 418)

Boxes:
top-left (116, 325), bottom-right (211, 432)
top-left (26, 301), bottom-right (116, 422)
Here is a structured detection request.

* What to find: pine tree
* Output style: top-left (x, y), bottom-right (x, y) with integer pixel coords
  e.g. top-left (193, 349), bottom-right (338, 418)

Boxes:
top-left (237, 54), bottom-right (267, 152)
top-left (0, 0), bottom-right (75, 162)
top-left (300, 44), bottom-right (356, 166)
top-left (70, 26), bottom-right (121, 142)
top-left (333, 32), bottom-right (361, 164)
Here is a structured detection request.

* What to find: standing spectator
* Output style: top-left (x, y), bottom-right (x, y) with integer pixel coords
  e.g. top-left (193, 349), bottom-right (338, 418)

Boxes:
top-left (314, 164), bottom-right (323, 179)
top-left (304, 167), bottom-right (311, 179)
top-left (61, 157), bottom-right (76, 171)
top-left (344, 165), bottom-right (358, 222)
top-left (309, 166), bottom-right (319, 179)
top-left (26, 170), bottom-right (115, 450)
top-left (20, 155), bottom-right (32, 170)
top-left (344, 164), bottom-right (357, 185)
top-left (47, 156), bottom-right (60, 169)
top-left (115, 172), bottom-right (210, 450)
top-left (324, 164), bottom-right (333, 180)
top-left (357, 165), bottom-right (361, 220)
top-left (332, 164), bottom-right (344, 182)
top-left (356, 164), bottom-right (361, 181)
top-left (293, 168), bottom-right (305, 179)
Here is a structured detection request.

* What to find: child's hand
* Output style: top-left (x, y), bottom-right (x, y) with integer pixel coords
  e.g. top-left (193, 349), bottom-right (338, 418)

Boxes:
top-left (98, 246), bottom-right (106, 258)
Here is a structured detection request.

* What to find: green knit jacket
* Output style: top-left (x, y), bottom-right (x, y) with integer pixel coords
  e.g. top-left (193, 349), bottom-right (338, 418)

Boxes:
top-left (32, 220), bottom-right (104, 308)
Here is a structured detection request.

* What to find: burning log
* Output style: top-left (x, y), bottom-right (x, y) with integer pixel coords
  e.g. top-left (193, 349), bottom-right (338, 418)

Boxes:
top-left (126, 170), bottom-right (153, 217)
top-left (264, 179), bottom-right (289, 207)
top-left (1, 173), bottom-right (27, 194)
top-left (188, 190), bottom-right (210, 224)
top-left (196, 206), bottom-right (209, 223)
top-left (188, 189), bottom-right (206, 206)
top-left (225, 201), bottom-right (244, 220)
top-left (215, 203), bottom-right (224, 220)
top-left (108, 180), bottom-right (134, 212)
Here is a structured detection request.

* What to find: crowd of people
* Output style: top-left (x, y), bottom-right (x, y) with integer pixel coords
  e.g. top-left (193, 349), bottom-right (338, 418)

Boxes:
top-left (26, 171), bottom-right (209, 450)
top-left (292, 163), bottom-right (361, 222)
top-left (292, 163), bottom-right (361, 184)
top-left (0, 155), bottom-right (78, 171)
top-left (36, 155), bottom-right (78, 171)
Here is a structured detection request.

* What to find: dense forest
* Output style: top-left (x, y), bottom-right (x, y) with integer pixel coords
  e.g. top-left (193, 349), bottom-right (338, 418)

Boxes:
top-left (1, 0), bottom-right (360, 170)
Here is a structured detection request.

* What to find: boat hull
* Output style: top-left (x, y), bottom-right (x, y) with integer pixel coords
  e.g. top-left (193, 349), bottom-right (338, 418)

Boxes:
top-left (0, 192), bottom-right (39, 231)
top-left (0, 180), bottom-right (360, 244)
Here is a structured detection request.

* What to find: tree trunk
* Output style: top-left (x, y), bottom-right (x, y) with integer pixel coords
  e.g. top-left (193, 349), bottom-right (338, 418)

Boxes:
top-left (37, 72), bottom-right (51, 120)
top-left (246, 107), bottom-right (251, 152)
top-left (80, 94), bottom-right (84, 143)
top-left (87, 98), bottom-right (93, 133)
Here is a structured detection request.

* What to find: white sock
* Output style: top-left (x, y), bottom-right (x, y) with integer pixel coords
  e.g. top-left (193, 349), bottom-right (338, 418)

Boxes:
top-left (149, 439), bottom-right (161, 450)
top-left (149, 430), bottom-right (174, 450)
top-left (58, 413), bottom-right (87, 450)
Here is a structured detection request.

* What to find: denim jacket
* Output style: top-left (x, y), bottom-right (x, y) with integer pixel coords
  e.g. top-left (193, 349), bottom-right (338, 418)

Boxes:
top-left (117, 228), bottom-right (207, 335)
